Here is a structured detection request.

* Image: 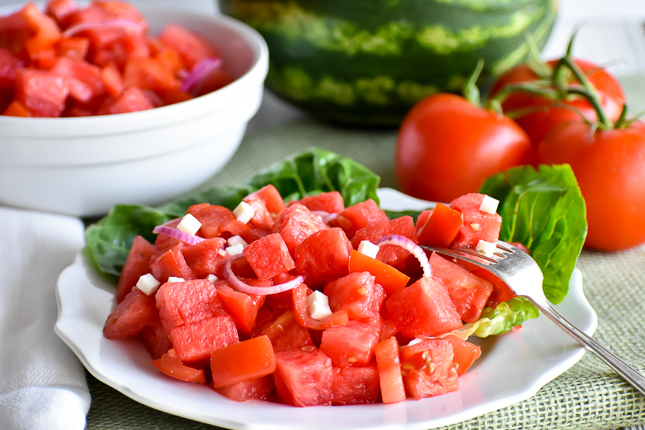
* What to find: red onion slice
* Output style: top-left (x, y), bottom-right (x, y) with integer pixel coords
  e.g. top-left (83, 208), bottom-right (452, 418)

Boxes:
top-left (152, 225), bottom-right (204, 245)
top-left (179, 57), bottom-right (222, 94)
top-left (223, 254), bottom-right (304, 295)
top-left (374, 234), bottom-right (432, 278)
top-left (63, 19), bottom-right (144, 38)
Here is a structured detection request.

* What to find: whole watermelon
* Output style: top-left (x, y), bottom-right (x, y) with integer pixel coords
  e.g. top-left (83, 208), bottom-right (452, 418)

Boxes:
top-left (218, 0), bottom-right (558, 126)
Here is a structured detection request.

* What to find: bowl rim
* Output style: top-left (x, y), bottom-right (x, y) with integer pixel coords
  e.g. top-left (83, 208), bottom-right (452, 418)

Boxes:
top-left (0, 3), bottom-right (269, 138)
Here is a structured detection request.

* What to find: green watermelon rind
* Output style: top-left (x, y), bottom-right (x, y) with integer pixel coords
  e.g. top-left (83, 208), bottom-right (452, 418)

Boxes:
top-left (218, 0), bottom-right (558, 125)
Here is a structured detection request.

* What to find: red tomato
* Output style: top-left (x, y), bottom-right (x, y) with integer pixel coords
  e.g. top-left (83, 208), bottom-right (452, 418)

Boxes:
top-left (491, 58), bottom-right (625, 147)
top-left (396, 93), bottom-right (532, 203)
top-left (538, 120), bottom-right (645, 251)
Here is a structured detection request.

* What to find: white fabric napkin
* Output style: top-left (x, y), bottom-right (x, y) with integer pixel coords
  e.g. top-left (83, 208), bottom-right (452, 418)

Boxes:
top-left (0, 206), bottom-right (90, 430)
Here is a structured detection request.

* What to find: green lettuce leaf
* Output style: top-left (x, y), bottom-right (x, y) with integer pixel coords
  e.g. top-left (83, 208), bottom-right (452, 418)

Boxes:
top-left (442, 297), bottom-right (540, 340)
top-left (84, 147), bottom-right (380, 282)
top-left (479, 164), bottom-right (587, 304)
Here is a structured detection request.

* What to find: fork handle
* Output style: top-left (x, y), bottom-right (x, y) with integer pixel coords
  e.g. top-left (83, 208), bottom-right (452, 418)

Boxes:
top-left (534, 301), bottom-right (645, 397)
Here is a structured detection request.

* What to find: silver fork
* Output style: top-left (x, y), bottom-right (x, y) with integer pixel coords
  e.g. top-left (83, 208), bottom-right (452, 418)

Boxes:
top-left (422, 241), bottom-right (645, 396)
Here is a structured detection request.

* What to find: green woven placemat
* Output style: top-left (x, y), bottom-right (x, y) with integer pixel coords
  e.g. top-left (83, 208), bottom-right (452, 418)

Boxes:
top-left (84, 76), bottom-right (645, 429)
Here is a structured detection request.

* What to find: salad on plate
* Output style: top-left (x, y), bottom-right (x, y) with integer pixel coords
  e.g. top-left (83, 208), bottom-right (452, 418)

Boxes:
top-left (83, 147), bottom-right (588, 409)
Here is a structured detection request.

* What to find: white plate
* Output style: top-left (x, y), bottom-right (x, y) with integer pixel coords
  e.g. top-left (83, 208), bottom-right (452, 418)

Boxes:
top-left (55, 188), bottom-right (598, 430)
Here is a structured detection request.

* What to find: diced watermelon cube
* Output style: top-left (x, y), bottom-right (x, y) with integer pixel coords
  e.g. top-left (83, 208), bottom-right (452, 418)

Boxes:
top-left (242, 184), bottom-right (286, 231)
top-left (154, 279), bottom-right (225, 333)
top-left (138, 313), bottom-right (172, 360)
top-left (320, 321), bottom-right (380, 368)
top-left (98, 86), bottom-right (154, 115)
top-left (331, 364), bottom-right (380, 405)
top-left (294, 227), bottom-right (352, 289)
top-left (274, 348), bottom-right (334, 407)
top-left (450, 193), bottom-right (502, 249)
top-left (244, 233), bottom-right (295, 281)
top-left (187, 203), bottom-right (250, 239)
top-left (334, 199), bottom-right (389, 239)
top-left (429, 252), bottom-right (493, 323)
top-left (115, 235), bottom-right (154, 303)
top-left (323, 271), bottom-right (386, 326)
top-left (158, 22), bottom-right (219, 69)
top-left (51, 56), bottom-right (103, 102)
top-left (273, 203), bottom-right (328, 255)
top-left (214, 375), bottom-right (275, 402)
top-left (170, 313), bottom-right (239, 364)
top-left (14, 68), bottom-right (69, 117)
top-left (0, 48), bottom-right (23, 89)
top-left (297, 191), bottom-right (345, 214)
top-left (399, 338), bottom-right (459, 399)
top-left (103, 288), bottom-right (157, 339)
top-left (385, 276), bottom-right (462, 338)
top-left (351, 215), bottom-right (418, 271)
top-left (443, 335), bottom-right (481, 377)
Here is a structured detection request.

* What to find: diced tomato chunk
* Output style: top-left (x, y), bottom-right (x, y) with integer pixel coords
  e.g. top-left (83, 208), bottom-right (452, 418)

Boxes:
top-left (443, 335), bottom-right (481, 377)
top-left (152, 348), bottom-right (206, 384)
top-left (210, 335), bottom-right (276, 388)
top-left (214, 375), bottom-right (275, 402)
top-left (243, 233), bottom-right (295, 281)
top-left (298, 191), bottom-right (345, 214)
top-left (429, 252), bottom-right (493, 323)
top-left (294, 227), bottom-right (352, 289)
top-left (385, 276), bottom-right (462, 338)
top-left (450, 193), bottom-right (502, 249)
top-left (320, 321), bottom-right (380, 367)
top-left (103, 288), bottom-right (156, 339)
top-left (214, 281), bottom-right (265, 336)
top-left (323, 271), bottom-right (385, 326)
top-left (375, 337), bottom-right (406, 404)
top-left (158, 22), bottom-right (219, 69)
top-left (122, 56), bottom-right (179, 96)
top-left (181, 237), bottom-right (226, 278)
top-left (257, 310), bottom-right (314, 353)
top-left (273, 203), bottom-right (328, 255)
top-left (150, 246), bottom-right (196, 284)
top-left (274, 348), bottom-right (334, 407)
top-left (170, 313), bottom-right (239, 364)
top-left (45, 0), bottom-right (78, 28)
top-left (57, 36), bottom-right (90, 60)
top-left (348, 250), bottom-right (409, 297)
top-left (0, 48), bottom-right (23, 89)
top-left (20, 2), bottom-right (61, 58)
top-left (2, 100), bottom-right (29, 116)
top-left (331, 364), bottom-right (380, 405)
top-left (334, 199), bottom-right (389, 239)
top-left (115, 235), bottom-right (155, 303)
top-left (417, 203), bottom-right (464, 248)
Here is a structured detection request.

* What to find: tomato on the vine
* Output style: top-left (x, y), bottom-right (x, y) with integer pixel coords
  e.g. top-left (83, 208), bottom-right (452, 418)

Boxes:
top-left (538, 120), bottom-right (645, 251)
top-left (395, 93), bottom-right (532, 203)
top-left (490, 58), bottom-right (625, 147)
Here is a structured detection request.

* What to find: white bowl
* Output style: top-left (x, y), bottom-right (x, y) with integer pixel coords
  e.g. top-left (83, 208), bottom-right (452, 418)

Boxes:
top-left (0, 4), bottom-right (268, 217)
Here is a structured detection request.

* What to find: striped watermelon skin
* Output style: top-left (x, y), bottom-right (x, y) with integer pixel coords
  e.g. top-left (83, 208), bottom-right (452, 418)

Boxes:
top-left (218, 0), bottom-right (557, 126)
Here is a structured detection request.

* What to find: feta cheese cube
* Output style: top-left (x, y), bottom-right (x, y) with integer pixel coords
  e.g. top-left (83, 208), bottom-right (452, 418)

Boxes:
top-left (167, 277), bottom-right (185, 283)
top-left (227, 235), bottom-right (248, 248)
top-left (479, 195), bottom-right (499, 215)
top-left (307, 291), bottom-right (333, 321)
top-left (476, 240), bottom-right (497, 257)
top-left (233, 201), bottom-right (255, 224)
top-left (226, 243), bottom-right (245, 256)
top-left (177, 213), bottom-right (202, 235)
top-left (357, 240), bottom-right (380, 259)
top-left (136, 273), bottom-right (160, 295)
top-left (206, 274), bottom-right (218, 283)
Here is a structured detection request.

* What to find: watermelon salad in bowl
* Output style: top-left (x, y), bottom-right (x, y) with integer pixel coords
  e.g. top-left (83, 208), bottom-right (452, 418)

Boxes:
top-left (217, 0), bottom-right (558, 126)
top-left (0, 0), bottom-right (268, 217)
top-left (57, 148), bottom-right (596, 427)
